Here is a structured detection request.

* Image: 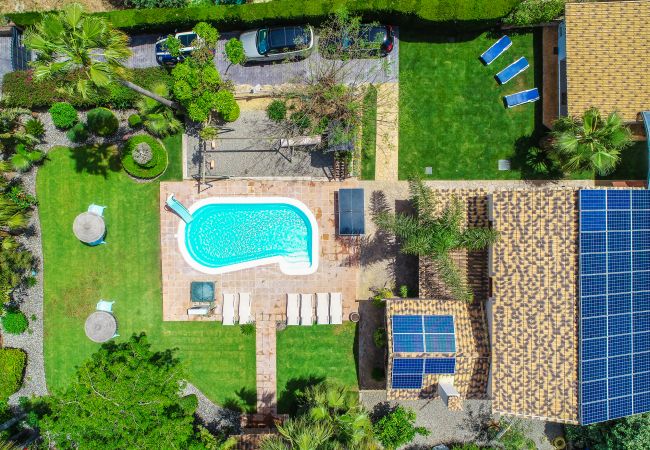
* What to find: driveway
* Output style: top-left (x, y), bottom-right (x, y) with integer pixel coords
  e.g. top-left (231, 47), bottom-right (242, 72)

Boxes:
top-left (125, 28), bottom-right (399, 85)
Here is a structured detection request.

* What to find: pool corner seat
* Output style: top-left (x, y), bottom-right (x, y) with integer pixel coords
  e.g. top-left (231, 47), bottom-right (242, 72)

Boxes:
top-left (495, 56), bottom-right (529, 84)
top-left (504, 88), bottom-right (540, 108)
top-left (239, 293), bottom-right (252, 324)
top-left (480, 35), bottom-right (512, 65)
top-left (222, 293), bottom-right (236, 325)
top-left (330, 293), bottom-right (343, 325)
top-left (287, 293), bottom-right (300, 326)
top-left (190, 281), bottom-right (215, 303)
top-left (300, 293), bottom-right (314, 326)
top-left (316, 293), bottom-right (329, 325)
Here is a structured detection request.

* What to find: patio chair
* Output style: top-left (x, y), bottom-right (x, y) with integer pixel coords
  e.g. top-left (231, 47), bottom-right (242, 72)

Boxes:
top-left (96, 300), bottom-right (114, 313)
top-left (316, 293), bottom-right (329, 325)
top-left (504, 88), bottom-right (540, 108)
top-left (88, 204), bottom-right (106, 217)
top-left (287, 293), bottom-right (300, 326)
top-left (479, 35), bottom-right (512, 65)
top-left (330, 293), bottom-right (342, 325)
top-left (300, 294), bottom-right (313, 326)
top-left (495, 57), bottom-right (529, 84)
top-left (239, 293), bottom-right (252, 324)
top-left (222, 293), bottom-right (236, 325)
top-left (188, 306), bottom-right (210, 316)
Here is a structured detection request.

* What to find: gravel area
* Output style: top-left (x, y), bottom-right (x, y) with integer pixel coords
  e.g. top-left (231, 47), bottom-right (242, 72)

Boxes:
top-left (183, 383), bottom-right (241, 434)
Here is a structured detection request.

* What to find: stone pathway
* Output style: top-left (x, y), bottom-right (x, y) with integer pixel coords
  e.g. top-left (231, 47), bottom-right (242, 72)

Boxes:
top-left (374, 83), bottom-right (399, 181)
top-left (255, 314), bottom-right (278, 414)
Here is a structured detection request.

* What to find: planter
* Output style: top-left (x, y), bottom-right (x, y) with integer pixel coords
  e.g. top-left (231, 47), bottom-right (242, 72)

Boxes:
top-left (349, 311), bottom-right (360, 322)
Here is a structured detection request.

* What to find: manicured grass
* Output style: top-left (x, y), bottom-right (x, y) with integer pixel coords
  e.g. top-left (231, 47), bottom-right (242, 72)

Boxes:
top-left (37, 138), bottom-right (256, 410)
top-left (361, 85), bottom-right (378, 180)
top-left (399, 30), bottom-right (541, 180)
top-left (276, 323), bottom-right (358, 413)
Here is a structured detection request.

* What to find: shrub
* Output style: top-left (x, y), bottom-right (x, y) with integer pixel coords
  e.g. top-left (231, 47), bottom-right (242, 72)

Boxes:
top-left (290, 111), bottom-right (311, 132)
top-left (2, 309), bottom-right (29, 335)
top-left (122, 134), bottom-right (168, 179)
top-left (373, 327), bottom-right (387, 348)
top-left (504, 0), bottom-right (565, 26)
top-left (87, 107), bottom-right (119, 136)
top-left (240, 323), bottom-right (255, 335)
top-left (371, 367), bottom-right (385, 381)
top-left (267, 100), bottom-right (287, 122)
top-left (372, 287), bottom-right (392, 308)
top-left (222, 101), bottom-right (240, 122)
top-left (398, 285), bottom-right (409, 298)
top-left (194, 21), bottom-right (220, 47)
top-left (66, 122), bottom-right (90, 143)
top-left (373, 406), bottom-right (430, 450)
top-left (49, 102), bottom-right (78, 129)
top-left (128, 113), bottom-right (143, 128)
top-left (125, 0), bottom-right (187, 8)
top-left (0, 348), bottom-right (27, 399)
top-left (225, 37), bottom-right (246, 65)
top-left (199, 126), bottom-right (218, 141)
top-left (10, 144), bottom-right (45, 172)
top-left (24, 117), bottom-right (45, 138)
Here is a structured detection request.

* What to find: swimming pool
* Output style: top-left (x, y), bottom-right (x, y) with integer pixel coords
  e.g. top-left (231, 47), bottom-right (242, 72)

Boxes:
top-left (177, 197), bottom-right (318, 275)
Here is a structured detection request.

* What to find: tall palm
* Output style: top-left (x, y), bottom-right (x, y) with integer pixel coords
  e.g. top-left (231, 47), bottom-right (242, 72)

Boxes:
top-left (136, 82), bottom-right (182, 137)
top-left (375, 179), bottom-right (499, 302)
top-left (551, 107), bottom-right (632, 176)
top-left (24, 3), bottom-right (176, 108)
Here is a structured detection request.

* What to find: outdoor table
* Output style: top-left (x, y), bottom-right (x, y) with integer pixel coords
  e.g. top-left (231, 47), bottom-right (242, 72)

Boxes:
top-left (73, 212), bottom-right (106, 245)
top-left (84, 311), bottom-right (117, 343)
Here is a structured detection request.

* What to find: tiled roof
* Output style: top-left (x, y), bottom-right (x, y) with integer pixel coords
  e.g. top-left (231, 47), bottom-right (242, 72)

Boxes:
top-left (565, 1), bottom-right (650, 122)
top-left (490, 190), bottom-right (580, 424)
top-left (386, 299), bottom-right (490, 401)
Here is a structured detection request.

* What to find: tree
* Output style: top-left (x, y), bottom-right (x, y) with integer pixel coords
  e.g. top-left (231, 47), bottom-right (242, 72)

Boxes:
top-left (224, 38), bottom-right (246, 67)
top-left (550, 107), bottom-right (632, 176)
top-left (39, 333), bottom-right (199, 449)
top-left (260, 417), bottom-right (333, 450)
top-left (374, 179), bottom-right (499, 302)
top-left (24, 3), bottom-right (176, 109)
top-left (566, 414), bottom-right (650, 450)
top-left (136, 82), bottom-right (182, 137)
top-left (372, 406), bottom-right (429, 450)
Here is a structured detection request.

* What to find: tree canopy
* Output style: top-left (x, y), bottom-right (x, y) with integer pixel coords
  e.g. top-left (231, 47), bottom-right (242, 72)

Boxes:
top-left (567, 414), bottom-right (650, 450)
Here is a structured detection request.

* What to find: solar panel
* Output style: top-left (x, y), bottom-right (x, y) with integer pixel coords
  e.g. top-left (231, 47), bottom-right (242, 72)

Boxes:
top-left (424, 315), bottom-right (454, 333)
top-left (391, 374), bottom-right (422, 389)
top-left (579, 189), bottom-right (650, 424)
top-left (393, 334), bottom-right (424, 353)
top-left (391, 357), bottom-right (456, 389)
top-left (392, 315), bottom-right (423, 333)
top-left (424, 357), bottom-right (456, 374)
top-left (338, 188), bottom-right (365, 236)
top-left (425, 334), bottom-right (456, 353)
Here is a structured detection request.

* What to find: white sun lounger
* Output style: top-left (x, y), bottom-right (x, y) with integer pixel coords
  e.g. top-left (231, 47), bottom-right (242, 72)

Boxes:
top-left (287, 293), bottom-right (299, 326)
top-left (330, 293), bottom-right (342, 325)
top-left (222, 293), bottom-right (235, 325)
top-left (239, 293), bottom-right (251, 324)
top-left (316, 293), bottom-right (329, 325)
top-left (300, 293), bottom-right (313, 326)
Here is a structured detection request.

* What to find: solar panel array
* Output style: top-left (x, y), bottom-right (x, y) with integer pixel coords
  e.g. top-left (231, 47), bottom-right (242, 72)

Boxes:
top-left (579, 190), bottom-right (650, 424)
top-left (391, 315), bottom-right (457, 390)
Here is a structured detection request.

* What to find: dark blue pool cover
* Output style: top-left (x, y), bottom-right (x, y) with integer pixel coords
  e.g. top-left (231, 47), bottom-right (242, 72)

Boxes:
top-left (338, 188), bottom-right (365, 236)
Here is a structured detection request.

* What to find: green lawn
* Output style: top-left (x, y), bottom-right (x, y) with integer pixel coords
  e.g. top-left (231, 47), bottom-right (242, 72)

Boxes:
top-left (399, 30), bottom-right (541, 179)
top-left (276, 323), bottom-right (358, 413)
top-left (360, 85), bottom-right (378, 180)
top-left (37, 138), bottom-right (256, 411)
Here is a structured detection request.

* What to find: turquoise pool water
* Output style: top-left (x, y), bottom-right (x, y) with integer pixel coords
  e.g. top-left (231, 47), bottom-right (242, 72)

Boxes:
top-left (182, 201), bottom-right (315, 273)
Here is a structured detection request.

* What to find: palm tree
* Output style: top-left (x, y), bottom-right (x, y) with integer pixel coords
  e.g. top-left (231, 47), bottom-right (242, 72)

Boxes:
top-left (136, 82), bottom-right (182, 137)
top-left (375, 179), bottom-right (499, 302)
top-left (551, 107), bottom-right (632, 176)
top-left (24, 3), bottom-right (176, 108)
top-left (260, 417), bottom-right (333, 450)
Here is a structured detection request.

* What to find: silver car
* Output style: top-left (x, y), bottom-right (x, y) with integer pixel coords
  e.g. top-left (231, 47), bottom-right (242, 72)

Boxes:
top-left (239, 25), bottom-right (314, 62)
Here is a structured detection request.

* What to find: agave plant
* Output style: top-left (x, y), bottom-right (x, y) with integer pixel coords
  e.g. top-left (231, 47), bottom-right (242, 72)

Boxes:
top-left (10, 144), bottom-right (45, 172)
top-left (136, 82), bottom-right (182, 137)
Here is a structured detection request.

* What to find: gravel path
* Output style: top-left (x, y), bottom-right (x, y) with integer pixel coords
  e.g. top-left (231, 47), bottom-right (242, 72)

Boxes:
top-left (183, 383), bottom-right (241, 434)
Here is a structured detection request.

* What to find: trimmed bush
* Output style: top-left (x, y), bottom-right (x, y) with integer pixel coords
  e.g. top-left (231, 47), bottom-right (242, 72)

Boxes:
top-left (267, 100), bottom-right (287, 122)
top-left (7, 0), bottom-right (520, 33)
top-left (24, 117), bottom-right (45, 138)
top-left (373, 327), bottom-right (387, 348)
top-left (49, 102), bottom-right (78, 129)
top-left (2, 309), bottom-right (29, 335)
top-left (128, 113), bottom-right (143, 128)
top-left (87, 107), bottom-right (119, 136)
top-left (66, 122), bottom-right (90, 143)
top-left (504, 0), bottom-right (565, 25)
top-left (122, 134), bottom-right (168, 179)
top-left (0, 349), bottom-right (27, 399)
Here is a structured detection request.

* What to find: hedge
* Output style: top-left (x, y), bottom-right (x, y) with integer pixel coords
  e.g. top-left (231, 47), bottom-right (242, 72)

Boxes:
top-left (1, 67), bottom-right (173, 110)
top-left (0, 348), bottom-right (27, 399)
top-left (122, 134), bottom-right (168, 179)
top-left (7, 0), bottom-right (521, 33)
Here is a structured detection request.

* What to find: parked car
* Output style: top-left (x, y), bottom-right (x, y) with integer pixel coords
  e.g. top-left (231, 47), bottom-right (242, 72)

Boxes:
top-left (320, 24), bottom-right (394, 58)
top-left (239, 25), bottom-right (314, 62)
top-left (155, 31), bottom-right (200, 65)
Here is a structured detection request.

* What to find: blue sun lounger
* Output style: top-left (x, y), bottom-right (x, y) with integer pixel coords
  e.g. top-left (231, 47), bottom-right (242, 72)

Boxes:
top-left (504, 88), bottom-right (540, 108)
top-left (496, 57), bottom-right (529, 84)
top-left (480, 35), bottom-right (512, 65)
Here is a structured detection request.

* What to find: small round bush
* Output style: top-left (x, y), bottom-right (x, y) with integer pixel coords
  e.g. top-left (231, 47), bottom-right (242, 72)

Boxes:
top-left (128, 114), bottom-right (142, 128)
top-left (87, 107), bottom-right (119, 136)
top-left (2, 309), bottom-right (28, 335)
top-left (122, 134), bottom-right (168, 179)
top-left (24, 117), bottom-right (45, 138)
top-left (222, 102), bottom-right (240, 122)
top-left (49, 102), bottom-right (78, 129)
top-left (66, 122), bottom-right (90, 143)
top-left (373, 327), bottom-right (387, 348)
top-left (267, 100), bottom-right (287, 122)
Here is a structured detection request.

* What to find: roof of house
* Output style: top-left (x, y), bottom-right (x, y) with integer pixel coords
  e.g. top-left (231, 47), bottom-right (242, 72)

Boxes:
top-left (564, 1), bottom-right (650, 122)
top-left (490, 190), bottom-right (580, 424)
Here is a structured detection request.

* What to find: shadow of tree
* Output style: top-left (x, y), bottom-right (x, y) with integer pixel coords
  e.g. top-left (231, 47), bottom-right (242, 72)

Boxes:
top-left (69, 144), bottom-right (122, 177)
top-left (458, 401), bottom-right (494, 443)
top-left (359, 190), bottom-right (398, 268)
top-left (277, 375), bottom-right (325, 416)
top-left (222, 387), bottom-right (257, 413)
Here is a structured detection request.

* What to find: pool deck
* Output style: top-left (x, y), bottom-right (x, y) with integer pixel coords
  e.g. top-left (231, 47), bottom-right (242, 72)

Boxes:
top-left (159, 180), bottom-right (360, 322)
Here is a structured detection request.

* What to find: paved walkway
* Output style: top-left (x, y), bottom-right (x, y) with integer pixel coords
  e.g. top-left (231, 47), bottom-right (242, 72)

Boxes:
top-left (255, 316), bottom-right (277, 414)
top-left (374, 83), bottom-right (399, 181)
